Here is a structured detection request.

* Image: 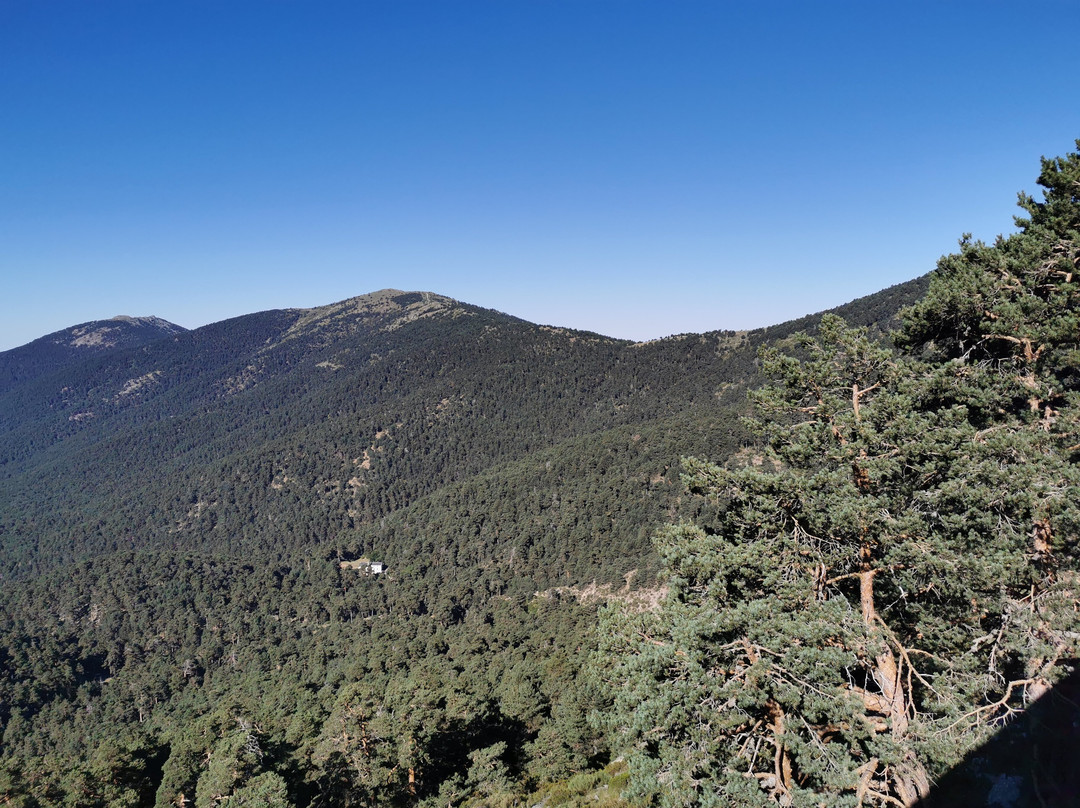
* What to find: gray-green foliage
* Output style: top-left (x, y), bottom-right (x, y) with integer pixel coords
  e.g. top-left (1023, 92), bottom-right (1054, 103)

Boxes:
top-left (194, 718), bottom-right (286, 808)
top-left (597, 142), bottom-right (1080, 807)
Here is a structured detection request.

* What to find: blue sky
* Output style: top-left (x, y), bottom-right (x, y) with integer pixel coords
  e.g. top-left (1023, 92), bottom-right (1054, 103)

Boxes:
top-left (2, 1), bottom-right (1079, 350)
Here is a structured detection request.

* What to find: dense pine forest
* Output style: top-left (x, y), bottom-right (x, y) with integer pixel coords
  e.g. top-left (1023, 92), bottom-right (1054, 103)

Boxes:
top-left (1, 142), bottom-right (1077, 806)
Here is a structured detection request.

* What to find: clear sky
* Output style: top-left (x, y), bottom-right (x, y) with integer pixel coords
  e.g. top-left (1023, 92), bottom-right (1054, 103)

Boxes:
top-left (2, 1), bottom-right (1079, 350)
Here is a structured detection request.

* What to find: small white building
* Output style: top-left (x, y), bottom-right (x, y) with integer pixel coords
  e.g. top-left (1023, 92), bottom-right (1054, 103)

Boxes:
top-left (339, 557), bottom-right (386, 575)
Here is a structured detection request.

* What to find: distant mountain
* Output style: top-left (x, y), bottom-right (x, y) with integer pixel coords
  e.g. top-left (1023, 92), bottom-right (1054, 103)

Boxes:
top-left (0, 282), bottom-right (927, 581)
top-left (0, 314), bottom-right (186, 393)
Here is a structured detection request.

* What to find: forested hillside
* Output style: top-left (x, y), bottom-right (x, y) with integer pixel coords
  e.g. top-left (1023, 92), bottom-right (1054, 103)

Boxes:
top-left (5, 140), bottom-right (1076, 807)
top-left (0, 284), bottom-right (926, 584)
top-left (0, 274), bottom-right (928, 806)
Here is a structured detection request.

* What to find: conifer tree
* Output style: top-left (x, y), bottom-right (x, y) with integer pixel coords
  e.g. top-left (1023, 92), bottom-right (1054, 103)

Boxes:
top-left (597, 142), bottom-right (1080, 807)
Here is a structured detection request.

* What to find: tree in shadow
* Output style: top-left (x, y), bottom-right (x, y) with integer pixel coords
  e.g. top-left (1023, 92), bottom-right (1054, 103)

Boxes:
top-left (918, 661), bottom-right (1080, 808)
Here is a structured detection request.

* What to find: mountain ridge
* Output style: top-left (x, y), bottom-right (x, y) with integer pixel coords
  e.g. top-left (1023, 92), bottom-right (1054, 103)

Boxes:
top-left (0, 276), bottom-right (929, 582)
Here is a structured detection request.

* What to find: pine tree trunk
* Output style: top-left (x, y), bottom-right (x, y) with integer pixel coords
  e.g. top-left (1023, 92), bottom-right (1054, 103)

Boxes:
top-left (859, 566), bottom-right (930, 805)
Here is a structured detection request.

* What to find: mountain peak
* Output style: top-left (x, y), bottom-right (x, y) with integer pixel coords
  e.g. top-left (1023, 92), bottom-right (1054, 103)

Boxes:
top-left (0, 315), bottom-right (187, 392)
top-left (274, 289), bottom-right (465, 346)
top-left (303, 289), bottom-right (457, 320)
top-left (58, 316), bottom-right (185, 349)
top-left (108, 314), bottom-right (184, 330)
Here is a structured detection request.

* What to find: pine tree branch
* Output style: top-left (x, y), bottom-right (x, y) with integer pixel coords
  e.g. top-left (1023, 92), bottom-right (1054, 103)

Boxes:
top-left (855, 757), bottom-right (879, 807)
top-left (864, 788), bottom-right (906, 807)
top-left (937, 678), bottom-right (1036, 735)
